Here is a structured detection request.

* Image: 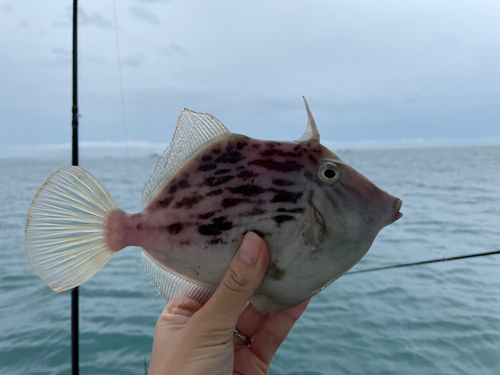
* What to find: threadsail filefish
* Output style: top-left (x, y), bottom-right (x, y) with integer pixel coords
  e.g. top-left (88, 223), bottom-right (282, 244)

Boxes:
top-left (25, 98), bottom-right (402, 313)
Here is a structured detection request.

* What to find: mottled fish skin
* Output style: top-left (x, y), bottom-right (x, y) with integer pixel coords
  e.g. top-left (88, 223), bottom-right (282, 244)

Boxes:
top-left (113, 134), bottom-right (401, 312)
top-left (25, 100), bottom-right (401, 314)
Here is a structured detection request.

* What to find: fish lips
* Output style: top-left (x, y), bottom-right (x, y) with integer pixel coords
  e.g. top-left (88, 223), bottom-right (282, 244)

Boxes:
top-left (392, 198), bottom-right (403, 223)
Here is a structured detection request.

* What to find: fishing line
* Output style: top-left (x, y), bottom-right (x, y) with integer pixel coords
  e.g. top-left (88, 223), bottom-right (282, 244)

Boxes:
top-left (112, 0), bottom-right (134, 199)
top-left (346, 250), bottom-right (500, 275)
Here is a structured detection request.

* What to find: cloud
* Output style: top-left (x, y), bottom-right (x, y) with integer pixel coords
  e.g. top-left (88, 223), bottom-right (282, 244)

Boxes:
top-left (430, 31), bottom-right (463, 50)
top-left (52, 47), bottom-right (69, 55)
top-left (130, 5), bottom-right (161, 25)
top-left (2, 0), bottom-right (499, 160)
top-left (160, 43), bottom-right (188, 56)
top-left (52, 21), bottom-right (70, 28)
top-left (0, 3), bottom-right (13, 13)
top-left (17, 19), bottom-right (32, 33)
top-left (123, 52), bottom-right (146, 67)
top-left (79, 8), bottom-right (112, 29)
top-left (81, 56), bottom-right (107, 66)
top-left (52, 6), bottom-right (111, 29)
top-left (52, 6), bottom-right (71, 28)
top-left (35, 48), bottom-right (71, 67)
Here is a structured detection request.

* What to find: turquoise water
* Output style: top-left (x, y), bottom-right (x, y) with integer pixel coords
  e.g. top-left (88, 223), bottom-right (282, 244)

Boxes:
top-left (1, 146), bottom-right (499, 374)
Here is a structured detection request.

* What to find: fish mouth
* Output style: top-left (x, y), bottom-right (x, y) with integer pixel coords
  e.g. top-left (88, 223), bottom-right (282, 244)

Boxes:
top-left (392, 198), bottom-right (403, 223)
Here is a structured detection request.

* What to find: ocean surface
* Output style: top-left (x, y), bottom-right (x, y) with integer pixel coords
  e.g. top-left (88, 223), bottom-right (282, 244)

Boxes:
top-left (1, 146), bottom-right (499, 375)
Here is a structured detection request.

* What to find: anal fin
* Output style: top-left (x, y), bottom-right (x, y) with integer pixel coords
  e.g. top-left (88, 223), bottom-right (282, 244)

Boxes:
top-left (141, 250), bottom-right (215, 307)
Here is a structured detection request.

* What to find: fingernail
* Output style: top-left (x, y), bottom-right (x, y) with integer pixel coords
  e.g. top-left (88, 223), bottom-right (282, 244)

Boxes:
top-left (239, 232), bottom-right (261, 265)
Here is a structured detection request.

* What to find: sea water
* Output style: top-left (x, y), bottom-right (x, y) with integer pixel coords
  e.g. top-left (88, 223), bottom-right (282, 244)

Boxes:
top-left (0, 146), bottom-right (499, 375)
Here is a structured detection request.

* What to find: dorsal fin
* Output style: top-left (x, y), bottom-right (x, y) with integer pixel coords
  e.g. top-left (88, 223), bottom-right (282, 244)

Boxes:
top-left (142, 109), bottom-right (230, 208)
top-left (295, 97), bottom-right (320, 142)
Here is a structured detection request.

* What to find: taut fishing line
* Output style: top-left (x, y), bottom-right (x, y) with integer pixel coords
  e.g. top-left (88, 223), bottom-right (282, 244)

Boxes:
top-left (347, 250), bottom-right (500, 275)
top-left (112, 0), bottom-right (134, 200)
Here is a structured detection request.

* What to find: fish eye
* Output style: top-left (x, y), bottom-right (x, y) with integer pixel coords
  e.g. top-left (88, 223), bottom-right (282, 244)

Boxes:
top-left (318, 162), bottom-right (340, 184)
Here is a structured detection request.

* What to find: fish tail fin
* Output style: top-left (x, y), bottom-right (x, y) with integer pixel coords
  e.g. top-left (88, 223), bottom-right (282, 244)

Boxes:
top-left (25, 166), bottom-right (120, 292)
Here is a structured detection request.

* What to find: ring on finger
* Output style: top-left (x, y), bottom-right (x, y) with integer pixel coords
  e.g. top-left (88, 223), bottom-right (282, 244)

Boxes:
top-left (234, 328), bottom-right (253, 346)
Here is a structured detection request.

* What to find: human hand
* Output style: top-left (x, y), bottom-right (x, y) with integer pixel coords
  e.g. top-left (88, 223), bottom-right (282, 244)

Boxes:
top-left (148, 232), bottom-right (310, 375)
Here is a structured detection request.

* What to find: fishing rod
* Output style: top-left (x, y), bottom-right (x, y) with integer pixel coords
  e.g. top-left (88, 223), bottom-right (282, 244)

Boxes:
top-left (347, 250), bottom-right (500, 275)
top-left (71, 0), bottom-right (79, 374)
top-left (69, 2), bottom-right (129, 373)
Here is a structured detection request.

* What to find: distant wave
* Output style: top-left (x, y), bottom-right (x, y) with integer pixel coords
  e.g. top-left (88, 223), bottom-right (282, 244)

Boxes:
top-left (4, 136), bottom-right (500, 158)
top-left (7, 141), bottom-right (168, 158)
top-left (322, 136), bottom-right (500, 151)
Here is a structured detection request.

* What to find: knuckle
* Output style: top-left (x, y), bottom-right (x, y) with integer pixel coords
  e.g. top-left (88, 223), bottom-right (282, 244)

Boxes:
top-left (186, 319), bottom-right (228, 342)
top-left (281, 308), bottom-right (301, 323)
top-left (265, 329), bottom-right (281, 345)
top-left (223, 266), bottom-right (250, 293)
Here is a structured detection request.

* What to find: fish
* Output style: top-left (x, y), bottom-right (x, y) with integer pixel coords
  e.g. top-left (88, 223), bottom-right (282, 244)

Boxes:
top-left (25, 98), bottom-right (402, 313)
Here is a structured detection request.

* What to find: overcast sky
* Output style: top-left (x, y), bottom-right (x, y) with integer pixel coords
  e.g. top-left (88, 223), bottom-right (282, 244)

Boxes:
top-left (1, 0), bottom-right (499, 158)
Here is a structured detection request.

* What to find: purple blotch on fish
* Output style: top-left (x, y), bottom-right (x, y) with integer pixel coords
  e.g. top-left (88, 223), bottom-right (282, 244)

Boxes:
top-left (272, 179), bottom-right (294, 186)
top-left (248, 159), bottom-right (303, 172)
top-left (222, 198), bottom-right (247, 208)
top-left (260, 149), bottom-right (300, 158)
top-left (214, 151), bottom-right (244, 164)
top-left (167, 222), bottom-right (183, 235)
top-left (214, 169), bottom-right (231, 175)
top-left (274, 215), bottom-right (295, 224)
top-left (308, 154), bottom-right (318, 164)
top-left (277, 207), bottom-right (304, 214)
top-left (198, 164), bottom-right (217, 172)
top-left (226, 185), bottom-right (266, 196)
top-left (204, 176), bottom-right (235, 187)
top-left (157, 196), bottom-right (173, 208)
top-left (206, 189), bottom-right (223, 196)
top-left (237, 170), bottom-right (258, 179)
top-left (236, 142), bottom-right (247, 150)
top-left (199, 212), bottom-right (216, 219)
top-left (174, 194), bottom-right (204, 209)
top-left (198, 216), bottom-right (232, 236)
top-left (270, 189), bottom-right (303, 203)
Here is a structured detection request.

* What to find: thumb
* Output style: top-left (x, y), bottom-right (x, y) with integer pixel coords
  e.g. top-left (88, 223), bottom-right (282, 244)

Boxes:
top-left (201, 232), bottom-right (269, 327)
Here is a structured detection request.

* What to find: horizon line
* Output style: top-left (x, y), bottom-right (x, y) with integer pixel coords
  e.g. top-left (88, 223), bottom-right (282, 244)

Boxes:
top-left (2, 136), bottom-right (500, 159)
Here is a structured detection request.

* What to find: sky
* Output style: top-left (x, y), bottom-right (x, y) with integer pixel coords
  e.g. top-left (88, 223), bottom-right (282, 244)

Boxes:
top-left (0, 0), bottom-right (499, 158)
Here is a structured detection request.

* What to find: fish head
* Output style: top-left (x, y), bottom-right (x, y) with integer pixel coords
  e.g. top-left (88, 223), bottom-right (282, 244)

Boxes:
top-left (307, 142), bottom-right (402, 237)
top-left (297, 99), bottom-right (402, 286)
